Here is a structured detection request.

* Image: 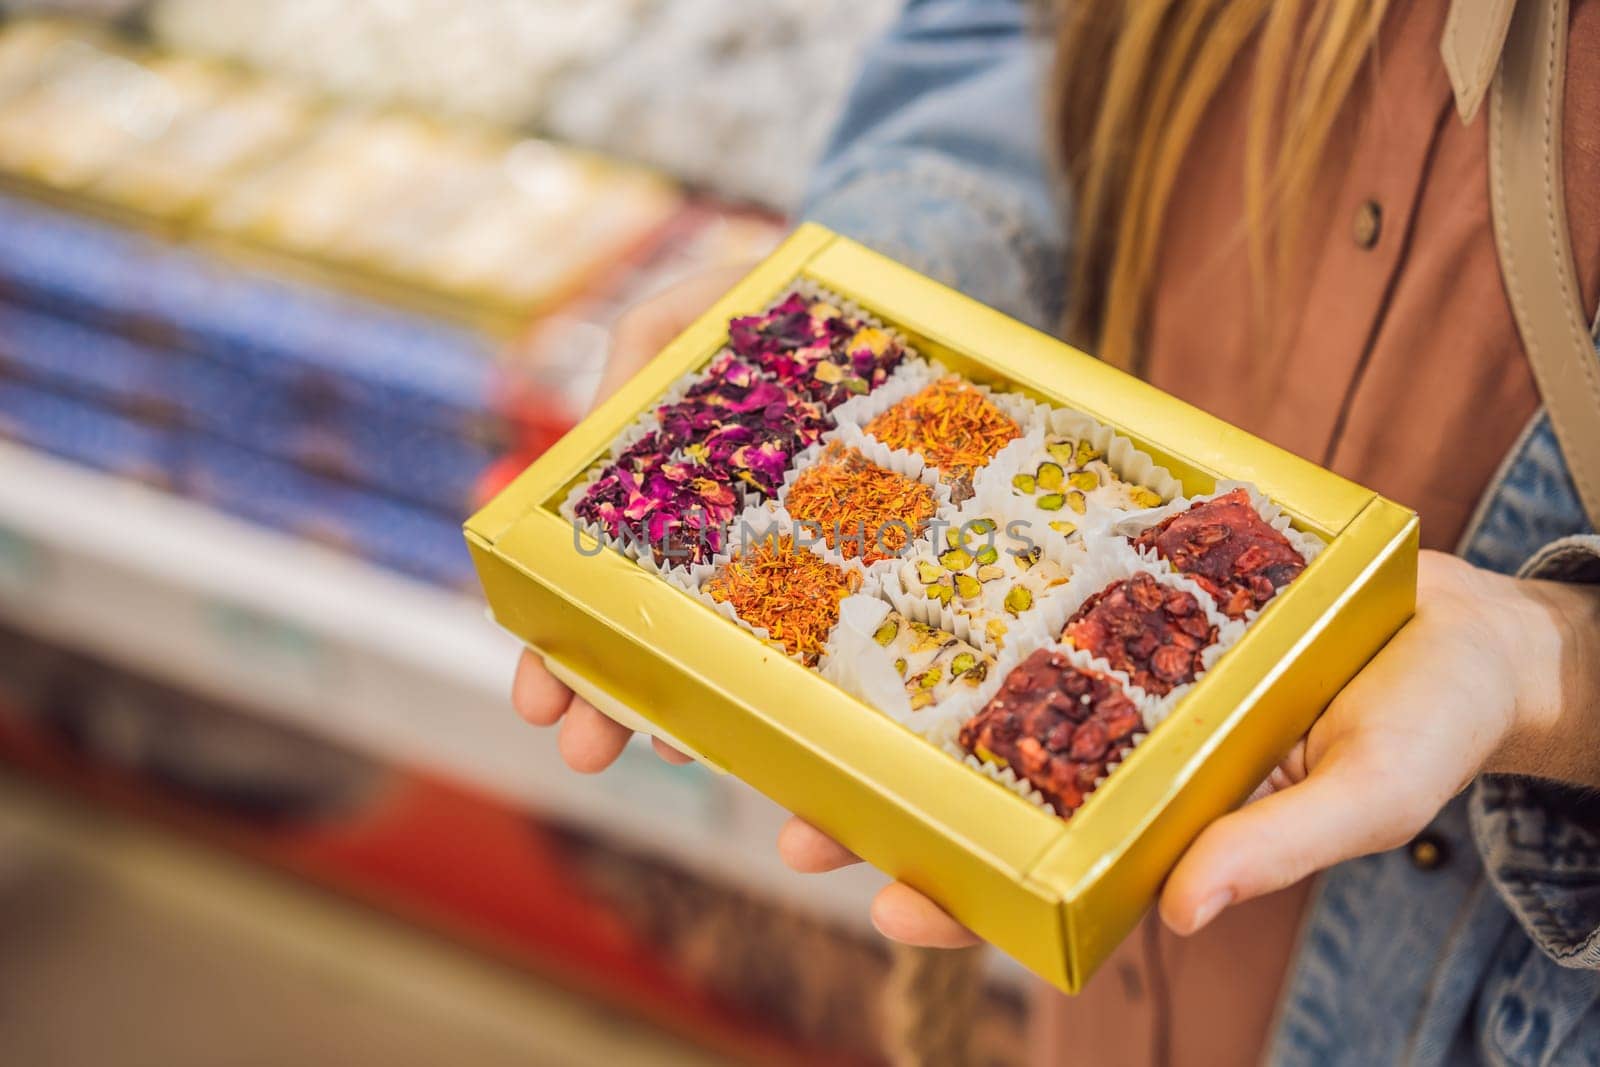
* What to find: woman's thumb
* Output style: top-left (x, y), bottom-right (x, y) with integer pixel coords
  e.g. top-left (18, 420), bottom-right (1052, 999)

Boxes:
top-left (1157, 745), bottom-right (1421, 935)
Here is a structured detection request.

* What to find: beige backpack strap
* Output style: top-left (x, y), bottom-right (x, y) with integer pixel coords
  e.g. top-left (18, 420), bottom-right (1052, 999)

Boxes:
top-left (1490, 0), bottom-right (1600, 527)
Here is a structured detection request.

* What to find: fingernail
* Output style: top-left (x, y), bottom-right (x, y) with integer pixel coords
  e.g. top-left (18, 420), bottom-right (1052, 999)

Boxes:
top-left (1188, 889), bottom-right (1233, 934)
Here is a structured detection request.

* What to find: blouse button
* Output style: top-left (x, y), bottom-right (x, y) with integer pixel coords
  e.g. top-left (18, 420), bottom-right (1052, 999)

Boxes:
top-left (1408, 834), bottom-right (1448, 871)
top-left (1354, 200), bottom-right (1383, 249)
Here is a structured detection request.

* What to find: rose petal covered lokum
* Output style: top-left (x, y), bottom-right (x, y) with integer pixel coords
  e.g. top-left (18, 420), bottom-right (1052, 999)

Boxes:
top-left (869, 611), bottom-right (997, 712)
top-left (1010, 433), bottom-right (1165, 520)
top-left (898, 516), bottom-right (1074, 650)
top-left (659, 351), bottom-right (832, 497)
top-left (1062, 572), bottom-right (1217, 695)
top-left (703, 533), bottom-right (861, 666)
top-left (863, 376), bottom-right (1021, 502)
top-left (728, 292), bottom-right (905, 408)
top-left (573, 437), bottom-right (740, 567)
top-left (784, 441), bottom-right (938, 562)
top-left (958, 648), bottom-right (1142, 816)
top-left (1131, 488), bottom-right (1306, 618)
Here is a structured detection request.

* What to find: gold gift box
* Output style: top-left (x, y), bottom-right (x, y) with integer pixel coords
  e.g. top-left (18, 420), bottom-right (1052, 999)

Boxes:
top-left (464, 224), bottom-right (1418, 993)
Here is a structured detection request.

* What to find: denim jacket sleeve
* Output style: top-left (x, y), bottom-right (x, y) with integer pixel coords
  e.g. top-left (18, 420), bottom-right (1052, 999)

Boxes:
top-left (1468, 529), bottom-right (1600, 972)
top-left (799, 0), bottom-right (1069, 333)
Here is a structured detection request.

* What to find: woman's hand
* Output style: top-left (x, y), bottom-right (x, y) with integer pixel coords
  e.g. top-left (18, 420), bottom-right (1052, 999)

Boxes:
top-left (1160, 548), bottom-right (1600, 934)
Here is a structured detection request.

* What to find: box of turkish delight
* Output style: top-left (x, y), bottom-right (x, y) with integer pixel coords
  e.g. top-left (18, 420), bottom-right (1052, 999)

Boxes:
top-left (464, 225), bottom-right (1418, 992)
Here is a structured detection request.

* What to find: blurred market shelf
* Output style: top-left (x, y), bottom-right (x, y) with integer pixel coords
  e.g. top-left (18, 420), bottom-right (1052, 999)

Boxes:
top-left (0, 768), bottom-right (738, 1067)
top-left (0, 438), bottom-right (889, 929)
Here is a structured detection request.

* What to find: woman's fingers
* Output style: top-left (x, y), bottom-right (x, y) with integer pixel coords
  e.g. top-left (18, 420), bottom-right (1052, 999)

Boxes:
top-left (1158, 733), bottom-right (1441, 936)
top-left (651, 737), bottom-right (694, 765)
top-left (558, 697), bottom-right (634, 773)
top-left (511, 650), bottom-right (574, 727)
top-left (871, 883), bottom-right (982, 948)
top-left (777, 816), bottom-right (859, 873)
top-left (777, 819), bottom-right (977, 948)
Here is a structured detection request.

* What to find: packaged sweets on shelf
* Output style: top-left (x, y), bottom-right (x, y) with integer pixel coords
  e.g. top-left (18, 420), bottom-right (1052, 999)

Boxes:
top-left (87, 77), bottom-right (317, 220)
top-left (0, 48), bottom-right (231, 190)
top-left (0, 19), bottom-right (681, 321)
top-left (466, 225), bottom-right (1419, 993)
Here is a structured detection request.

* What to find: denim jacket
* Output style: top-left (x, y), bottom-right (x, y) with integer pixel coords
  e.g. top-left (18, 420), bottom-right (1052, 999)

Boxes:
top-left (802, 2), bottom-right (1600, 1062)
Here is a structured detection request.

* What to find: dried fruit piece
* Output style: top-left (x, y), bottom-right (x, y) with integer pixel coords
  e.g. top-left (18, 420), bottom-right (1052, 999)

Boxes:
top-left (1062, 572), bottom-right (1217, 694)
top-left (1130, 488), bottom-right (1306, 618)
top-left (958, 649), bottom-right (1142, 817)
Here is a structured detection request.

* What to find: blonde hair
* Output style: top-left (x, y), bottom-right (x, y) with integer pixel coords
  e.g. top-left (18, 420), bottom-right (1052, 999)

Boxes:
top-left (1054, 0), bottom-right (1388, 372)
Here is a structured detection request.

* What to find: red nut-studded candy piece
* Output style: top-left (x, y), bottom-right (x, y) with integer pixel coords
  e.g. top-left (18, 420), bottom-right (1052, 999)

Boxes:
top-left (1062, 572), bottom-right (1217, 695)
top-left (958, 648), bottom-right (1142, 817)
top-left (1131, 488), bottom-right (1306, 618)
